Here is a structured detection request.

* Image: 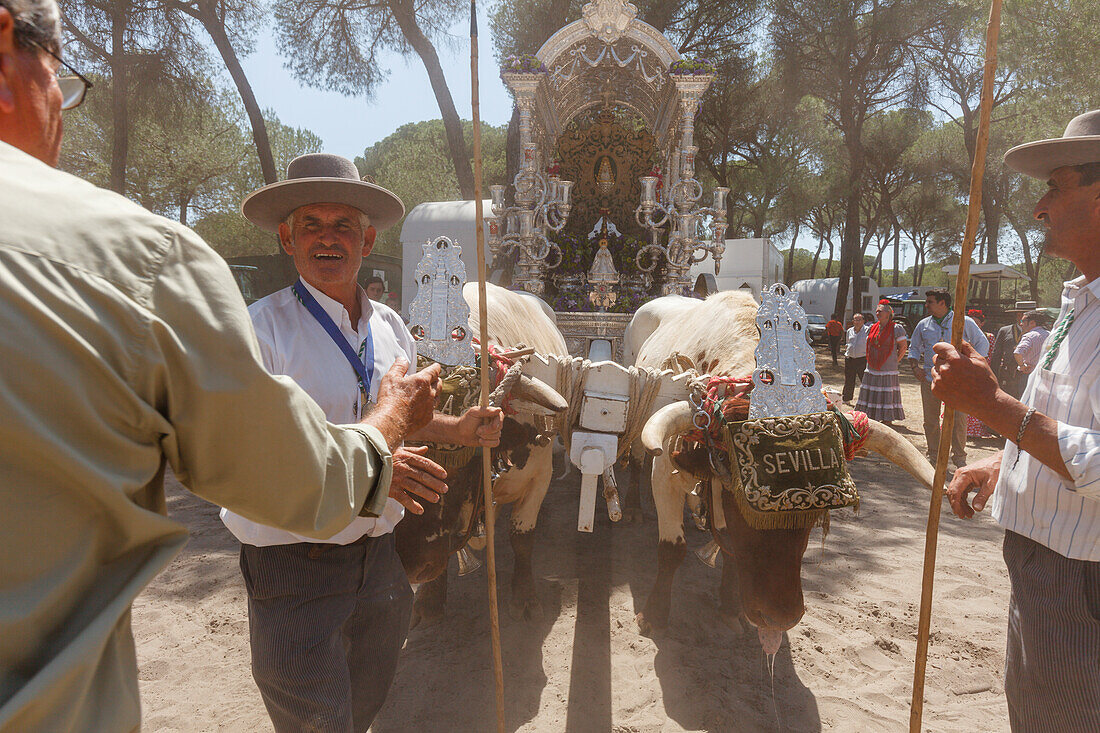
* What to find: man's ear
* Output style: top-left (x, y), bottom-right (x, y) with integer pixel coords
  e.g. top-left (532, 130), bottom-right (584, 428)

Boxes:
top-left (278, 222), bottom-right (294, 256)
top-left (362, 224), bottom-right (377, 255)
top-left (0, 9), bottom-right (17, 115)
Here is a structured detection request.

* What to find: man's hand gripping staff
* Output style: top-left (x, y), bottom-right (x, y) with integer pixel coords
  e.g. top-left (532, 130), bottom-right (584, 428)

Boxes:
top-left (360, 358), bottom-right (506, 514)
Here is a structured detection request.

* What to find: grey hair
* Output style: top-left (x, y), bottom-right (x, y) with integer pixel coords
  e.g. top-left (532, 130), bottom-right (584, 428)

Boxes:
top-left (1075, 162), bottom-right (1100, 187)
top-left (876, 302), bottom-right (894, 316)
top-left (283, 208), bottom-right (371, 234)
top-left (1, 0), bottom-right (61, 54)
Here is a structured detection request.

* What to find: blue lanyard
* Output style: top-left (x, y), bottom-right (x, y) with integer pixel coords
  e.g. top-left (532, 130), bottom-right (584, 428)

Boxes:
top-left (291, 279), bottom-right (375, 407)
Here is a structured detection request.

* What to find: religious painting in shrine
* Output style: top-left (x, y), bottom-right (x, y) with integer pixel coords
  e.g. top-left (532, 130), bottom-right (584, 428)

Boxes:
top-left (553, 107), bottom-right (658, 240)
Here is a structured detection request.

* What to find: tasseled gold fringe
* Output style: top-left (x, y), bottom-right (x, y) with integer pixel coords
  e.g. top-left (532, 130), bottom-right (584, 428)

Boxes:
top-left (412, 444), bottom-right (479, 471)
top-left (728, 484), bottom-right (858, 531)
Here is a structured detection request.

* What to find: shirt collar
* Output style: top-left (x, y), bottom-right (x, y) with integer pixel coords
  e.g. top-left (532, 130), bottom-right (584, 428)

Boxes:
top-left (298, 278), bottom-right (373, 331)
top-left (1064, 275), bottom-right (1100, 306)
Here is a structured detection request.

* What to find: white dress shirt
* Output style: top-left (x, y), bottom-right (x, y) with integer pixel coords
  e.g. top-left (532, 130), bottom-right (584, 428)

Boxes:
top-left (907, 312), bottom-right (989, 379)
top-left (992, 277), bottom-right (1100, 560)
top-left (845, 324), bottom-right (869, 358)
top-left (221, 280), bottom-right (416, 546)
top-left (1014, 327), bottom-right (1050, 372)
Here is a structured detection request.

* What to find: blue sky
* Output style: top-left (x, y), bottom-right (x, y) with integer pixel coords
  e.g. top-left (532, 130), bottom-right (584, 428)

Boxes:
top-left (238, 6), bottom-right (514, 161)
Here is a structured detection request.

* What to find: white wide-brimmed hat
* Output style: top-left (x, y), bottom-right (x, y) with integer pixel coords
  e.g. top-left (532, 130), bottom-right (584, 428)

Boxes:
top-left (241, 153), bottom-right (405, 232)
top-left (1004, 110), bottom-right (1100, 180)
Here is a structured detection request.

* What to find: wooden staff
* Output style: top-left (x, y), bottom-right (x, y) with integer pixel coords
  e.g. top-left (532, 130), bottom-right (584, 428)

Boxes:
top-left (909, 0), bottom-right (1003, 729)
top-left (470, 2), bottom-right (506, 731)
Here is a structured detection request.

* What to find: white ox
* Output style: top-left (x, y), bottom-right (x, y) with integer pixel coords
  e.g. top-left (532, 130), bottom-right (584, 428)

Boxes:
top-left (627, 291), bottom-right (934, 648)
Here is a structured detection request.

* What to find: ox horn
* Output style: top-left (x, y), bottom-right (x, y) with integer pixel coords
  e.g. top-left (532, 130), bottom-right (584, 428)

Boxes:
top-left (860, 418), bottom-right (935, 490)
top-left (641, 400), bottom-right (694, 456)
top-left (507, 373), bottom-right (568, 416)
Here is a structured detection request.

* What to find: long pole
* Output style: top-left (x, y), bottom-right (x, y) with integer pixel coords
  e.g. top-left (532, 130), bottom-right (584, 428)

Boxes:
top-left (909, 1), bottom-right (1003, 729)
top-left (470, 3), bottom-right (507, 731)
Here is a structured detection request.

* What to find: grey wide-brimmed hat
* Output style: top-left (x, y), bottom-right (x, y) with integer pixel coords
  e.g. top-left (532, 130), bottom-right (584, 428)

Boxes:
top-left (1004, 110), bottom-right (1100, 180)
top-left (241, 153), bottom-right (404, 232)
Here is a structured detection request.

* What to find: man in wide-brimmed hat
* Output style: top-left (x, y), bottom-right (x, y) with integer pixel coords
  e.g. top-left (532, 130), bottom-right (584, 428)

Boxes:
top-left (222, 153), bottom-right (504, 732)
top-left (932, 110), bottom-right (1100, 731)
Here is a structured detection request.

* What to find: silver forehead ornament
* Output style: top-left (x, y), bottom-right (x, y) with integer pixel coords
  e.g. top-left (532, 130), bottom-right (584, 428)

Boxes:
top-left (407, 236), bottom-right (475, 367)
top-left (749, 283), bottom-right (826, 418)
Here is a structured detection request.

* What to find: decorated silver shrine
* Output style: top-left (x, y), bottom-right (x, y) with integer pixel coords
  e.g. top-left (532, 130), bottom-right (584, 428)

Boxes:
top-left (489, 0), bottom-right (729, 354)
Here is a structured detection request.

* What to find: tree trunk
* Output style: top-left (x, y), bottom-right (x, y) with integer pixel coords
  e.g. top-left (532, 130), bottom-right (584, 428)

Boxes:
top-left (786, 221), bottom-right (800, 285)
top-left (835, 189), bottom-right (860, 316)
top-left (1006, 211), bottom-right (1040, 300)
top-left (108, 4), bottom-right (128, 194)
top-left (199, 5), bottom-right (277, 184)
top-left (811, 234), bottom-right (824, 279)
top-left (892, 218), bottom-right (900, 287)
top-left (984, 203), bottom-right (1002, 302)
top-left (389, 0), bottom-right (474, 200)
top-left (825, 237), bottom-right (834, 278)
top-left (835, 135), bottom-right (865, 319)
top-left (982, 187), bottom-right (1000, 264)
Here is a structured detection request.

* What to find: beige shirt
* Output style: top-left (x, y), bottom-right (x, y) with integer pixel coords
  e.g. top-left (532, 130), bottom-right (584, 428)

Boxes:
top-left (0, 141), bottom-right (393, 732)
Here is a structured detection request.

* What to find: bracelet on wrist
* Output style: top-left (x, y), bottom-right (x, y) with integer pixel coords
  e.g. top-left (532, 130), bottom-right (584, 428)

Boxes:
top-left (1012, 406), bottom-right (1037, 469)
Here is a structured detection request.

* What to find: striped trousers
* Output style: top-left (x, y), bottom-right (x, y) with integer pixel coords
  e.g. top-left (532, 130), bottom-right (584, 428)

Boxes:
top-left (240, 533), bottom-right (413, 733)
top-left (1003, 530), bottom-right (1100, 732)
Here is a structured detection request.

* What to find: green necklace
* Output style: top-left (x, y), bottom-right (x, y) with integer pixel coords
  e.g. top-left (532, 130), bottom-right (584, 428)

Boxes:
top-left (1039, 308), bottom-right (1075, 371)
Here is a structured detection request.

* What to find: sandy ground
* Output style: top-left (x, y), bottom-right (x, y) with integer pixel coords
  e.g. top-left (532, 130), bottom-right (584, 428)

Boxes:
top-left (133, 350), bottom-right (1011, 732)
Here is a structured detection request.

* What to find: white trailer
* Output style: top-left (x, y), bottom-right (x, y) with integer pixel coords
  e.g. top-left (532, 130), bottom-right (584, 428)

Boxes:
top-left (689, 238), bottom-right (784, 299)
top-left (791, 277), bottom-right (880, 320)
top-left (398, 200), bottom-right (493, 314)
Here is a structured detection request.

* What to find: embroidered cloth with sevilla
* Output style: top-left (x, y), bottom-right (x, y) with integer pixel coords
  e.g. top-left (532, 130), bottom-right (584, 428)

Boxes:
top-left (679, 374), bottom-right (869, 530)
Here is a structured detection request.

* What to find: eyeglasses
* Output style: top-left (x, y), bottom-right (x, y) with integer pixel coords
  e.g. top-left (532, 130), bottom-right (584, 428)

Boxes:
top-left (26, 39), bottom-right (93, 110)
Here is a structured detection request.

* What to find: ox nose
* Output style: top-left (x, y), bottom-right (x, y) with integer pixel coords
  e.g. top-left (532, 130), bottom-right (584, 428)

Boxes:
top-left (752, 604), bottom-right (804, 632)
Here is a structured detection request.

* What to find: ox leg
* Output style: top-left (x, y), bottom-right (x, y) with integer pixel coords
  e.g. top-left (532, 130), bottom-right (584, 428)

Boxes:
top-left (506, 451), bottom-right (551, 621)
top-left (410, 572), bottom-right (447, 630)
top-left (508, 528), bottom-right (539, 621)
top-left (718, 553), bottom-right (751, 634)
top-left (636, 453), bottom-right (690, 635)
top-left (621, 454), bottom-right (649, 524)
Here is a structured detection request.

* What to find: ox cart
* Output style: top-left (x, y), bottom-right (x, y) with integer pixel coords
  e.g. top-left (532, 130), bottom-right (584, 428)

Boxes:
top-left (400, 0), bottom-right (932, 645)
top-left (468, 0), bottom-right (732, 533)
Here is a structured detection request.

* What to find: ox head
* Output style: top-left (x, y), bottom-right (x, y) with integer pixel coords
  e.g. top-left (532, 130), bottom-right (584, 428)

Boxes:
top-left (395, 370), bottom-right (566, 585)
top-left (641, 401), bottom-right (934, 637)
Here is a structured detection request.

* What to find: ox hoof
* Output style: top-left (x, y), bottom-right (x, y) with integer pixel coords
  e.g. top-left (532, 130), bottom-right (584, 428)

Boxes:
top-left (621, 506), bottom-right (645, 524)
top-left (635, 611), bottom-right (666, 637)
top-left (508, 594), bottom-right (543, 622)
